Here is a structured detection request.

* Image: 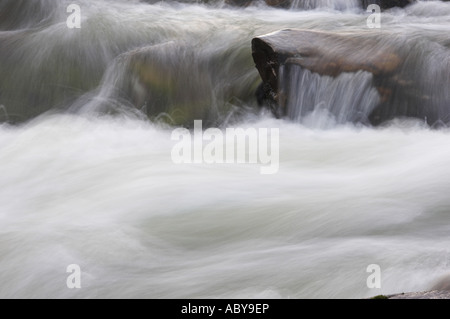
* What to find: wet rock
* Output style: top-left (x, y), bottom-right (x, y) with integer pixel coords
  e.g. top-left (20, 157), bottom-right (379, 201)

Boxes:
top-left (385, 291), bottom-right (450, 299)
top-left (117, 41), bottom-right (260, 127)
top-left (252, 29), bottom-right (450, 126)
top-left (430, 273), bottom-right (450, 291)
top-left (361, 0), bottom-right (416, 10)
top-left (118, 42), bottom-right (216, 126)
top-left (252, 29), bottom-right (404, 121)
top-left (264, 0), bottom-right (292, 8)
top-left (224, 0), bottom-right (255, 6)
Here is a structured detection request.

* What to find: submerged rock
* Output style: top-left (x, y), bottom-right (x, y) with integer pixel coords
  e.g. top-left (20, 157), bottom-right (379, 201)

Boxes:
top-left (0, 0), bottom-right (61, 31)
top-left (224, 0), bottom-right (419, 9)
top-left (362, 0), bottom-right (417, 10)
top-left (264, 0), bottom-right (292, 8)
top-left (224, 0), bottom-right (254, 6)
top-left (97, 40), bottom-right (260, 127)
top-left (125, 42), bottom-right (217, 126)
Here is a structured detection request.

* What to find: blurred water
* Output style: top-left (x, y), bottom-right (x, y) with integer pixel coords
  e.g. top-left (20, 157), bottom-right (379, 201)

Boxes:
top-left (1, 114), bottom-right (450, 298)
top-left (0, 0), bottom-right (450, 298)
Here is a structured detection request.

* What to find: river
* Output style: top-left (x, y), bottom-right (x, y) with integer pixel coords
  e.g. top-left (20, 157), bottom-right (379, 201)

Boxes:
top-left (0, 0), bottom-right (450, 298)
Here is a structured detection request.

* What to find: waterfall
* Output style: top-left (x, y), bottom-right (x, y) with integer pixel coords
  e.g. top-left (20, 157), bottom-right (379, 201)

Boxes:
top-left (290, 0), bottom-right (360, 10)
top-left (281, 67), bottom-right (380, 127)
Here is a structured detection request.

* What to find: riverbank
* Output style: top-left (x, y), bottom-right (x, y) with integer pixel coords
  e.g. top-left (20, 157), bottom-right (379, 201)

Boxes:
top-left (371, 290), bottom-right (450, 299)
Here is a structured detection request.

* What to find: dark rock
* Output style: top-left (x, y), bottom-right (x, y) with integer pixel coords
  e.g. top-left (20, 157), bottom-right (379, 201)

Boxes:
top-left (224, 0), bottom-right (254, 6)
top-left (252, 29), bottom-right (403, 121)
top-left (361, 0), bottom-right (416, 10)
top-left (251, 29), bottom-right (450, 126)
top-left (264, 0), bottom-right (292, 8)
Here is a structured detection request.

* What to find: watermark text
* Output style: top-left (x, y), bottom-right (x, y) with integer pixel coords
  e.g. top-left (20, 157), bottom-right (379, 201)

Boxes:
top-left (171, 120), bottom-right (279, 175)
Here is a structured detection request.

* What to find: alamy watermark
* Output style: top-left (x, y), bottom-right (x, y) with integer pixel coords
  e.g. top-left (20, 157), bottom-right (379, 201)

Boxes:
top-left (366, 264), bottom-right (381, 289)
top-left (367, 4), bottom-right (381, 29)
top-left (66, 4), bottom-right (81, 29)
top-left (66, 264), bottom-right (81, 289)
top-left (171, 120), bottom-right (279, 175)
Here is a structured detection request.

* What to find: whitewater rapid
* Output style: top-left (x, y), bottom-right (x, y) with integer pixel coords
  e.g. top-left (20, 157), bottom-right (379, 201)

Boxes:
top-left (1, 0), bottom-right (450, 298)
top-left (1, 113), bottom-right (450, 298)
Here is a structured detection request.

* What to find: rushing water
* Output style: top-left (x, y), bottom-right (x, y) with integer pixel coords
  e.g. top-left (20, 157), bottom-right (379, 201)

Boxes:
top-left (1, 0), bottom-right (450, 299)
